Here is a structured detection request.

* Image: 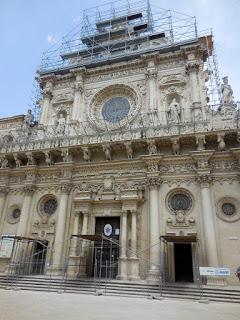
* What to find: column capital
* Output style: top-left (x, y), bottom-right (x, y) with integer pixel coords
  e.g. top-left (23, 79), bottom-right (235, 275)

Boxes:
top-left (185, 62), bottom-right (200, 75)
top-left (146, 176), bottom-right (162, 189)
top-left (23, 184), bottom-right (36, 194)
top-left (59, 183), bottom-right (72, 194)
top-left (197, 175), bottom-right (213, 188)
top-left (0, 185), bottom-right (9, 195)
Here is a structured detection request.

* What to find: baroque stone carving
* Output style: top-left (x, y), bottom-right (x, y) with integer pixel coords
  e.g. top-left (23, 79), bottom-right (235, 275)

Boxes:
top-left (124, 141), bottom-right (133, 159)
top-left (88, 84), bottom-right (140, 131)
top-left (171, 138), bottom-right (180, 155)
top-left (221, 76), bottom-right (234, 105)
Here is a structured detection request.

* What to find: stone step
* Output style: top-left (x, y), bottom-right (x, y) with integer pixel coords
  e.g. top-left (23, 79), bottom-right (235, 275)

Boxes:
top-left (0, 275), bottom-right (239, 303)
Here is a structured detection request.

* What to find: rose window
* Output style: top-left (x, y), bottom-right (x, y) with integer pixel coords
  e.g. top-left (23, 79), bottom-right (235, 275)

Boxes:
top-left (39, 196), bottom-right (58, 215)
top-left (12, 208), bottom-right (21, 219)
top-left (102, 97), bottom-right (130, 123)
top-left (168, 191), bottom-right (193, 212)
top-left (222, 203), bottom-right (236, 216)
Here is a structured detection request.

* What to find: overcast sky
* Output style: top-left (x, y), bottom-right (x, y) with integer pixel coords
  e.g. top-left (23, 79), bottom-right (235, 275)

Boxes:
top-left (0, 0), bottom-right (239, 118)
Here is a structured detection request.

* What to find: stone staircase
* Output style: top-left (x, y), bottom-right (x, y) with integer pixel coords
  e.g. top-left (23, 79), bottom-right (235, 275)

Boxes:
top-left (0, 275), bottom-right (240, 303)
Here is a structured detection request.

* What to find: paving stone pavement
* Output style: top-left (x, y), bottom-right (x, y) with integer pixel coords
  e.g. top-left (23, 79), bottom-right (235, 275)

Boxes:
top-left (0, 289), bottom-right (240, 320)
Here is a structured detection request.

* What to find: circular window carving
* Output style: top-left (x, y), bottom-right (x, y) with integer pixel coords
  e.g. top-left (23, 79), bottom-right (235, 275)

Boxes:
top-left (102, 97), bottom-right (130, 123)
top-left (39, 196), bottom-right (58, 216)
top-left (167, 189), bottom-right (193, 214)
top-left (88, 84), bottom-right (140, 130)
top-left (217, 197), bottom-right (240, 222)
top-left (7, 206), bottom-right (21, 224)
top-left (12, 208), bottom-right (21, 219)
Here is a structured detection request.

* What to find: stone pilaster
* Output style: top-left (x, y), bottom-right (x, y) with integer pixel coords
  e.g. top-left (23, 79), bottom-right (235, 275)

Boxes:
top-left (17, 185), bottom-right (36, 237)
top-left (51, 183), bottom-right (72, 273)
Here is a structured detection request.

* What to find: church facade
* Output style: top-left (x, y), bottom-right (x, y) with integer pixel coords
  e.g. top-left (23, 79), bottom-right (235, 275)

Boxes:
top-left (0, 1), bottom-right (239, 286)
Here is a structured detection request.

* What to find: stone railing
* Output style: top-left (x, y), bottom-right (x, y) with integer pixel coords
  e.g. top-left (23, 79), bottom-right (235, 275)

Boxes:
top-left (0, 107), bottom-right (239, 155)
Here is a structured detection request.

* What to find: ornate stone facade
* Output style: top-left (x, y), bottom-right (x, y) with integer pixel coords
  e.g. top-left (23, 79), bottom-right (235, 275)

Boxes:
top-left (0, 4), bottom-right (239, 286)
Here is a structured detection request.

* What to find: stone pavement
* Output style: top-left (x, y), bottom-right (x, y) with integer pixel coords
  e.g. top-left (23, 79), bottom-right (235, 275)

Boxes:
top-left (0, 290), bottom-right (239, 320)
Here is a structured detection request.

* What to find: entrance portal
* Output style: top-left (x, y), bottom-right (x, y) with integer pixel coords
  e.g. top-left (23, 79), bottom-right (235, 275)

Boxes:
top-left (174, 243), bottom-right (193, 282)
top-left (32, 240), bottom-right (48, 275)
top-left (94, 217), bottom-right (120, 279)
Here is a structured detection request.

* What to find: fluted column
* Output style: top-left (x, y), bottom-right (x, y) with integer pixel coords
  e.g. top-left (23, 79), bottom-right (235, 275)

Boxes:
top-left (52, 184), bottom-right (71, 272)
top-left (118, 210), bottom-right (128, 280)
top-left (17, 185), bottom-right (36, 237)
top-left (199, 176), bottom-right (219, 267)
top-left (148, 177), bottom-right (161, 280)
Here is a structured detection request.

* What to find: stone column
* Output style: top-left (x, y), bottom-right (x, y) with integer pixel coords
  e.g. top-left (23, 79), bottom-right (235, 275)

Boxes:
top-left (186, 62), bottom-right (200, 104)
top-left (199, 176), bottom-right (218, 266)
top-left (148, 177), bottom-right (161, 280)
top-left (71, 68), bottom-right (85, 122)
top-left (68, 211), bottom-right (80, 278)
top-left (129, 210), bottom-right (140, 280)
top-left (78, 211), bottom-right (89, 278)
top-left (118, 210), bottom-right (128, 280)
top-left (146, 61), bottom-right (158, 111)
top-left (199, 176), bottom-right (222, 285)
top-left (72, 81), bottom-right (84, 121)
top-left (52, 184), bottom-right (71, 273)
top-left (0, 187), bottom-right (8, 220)
top-left (0, 187), bottom-right (9, 234)
top-left (70, 212), bottom-right (80, 256)
top-left (17, 185), bottom-right (36, 237)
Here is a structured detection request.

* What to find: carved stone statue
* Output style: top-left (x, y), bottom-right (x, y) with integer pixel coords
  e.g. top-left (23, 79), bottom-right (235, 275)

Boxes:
top-left (82, 146), bottom-right (91, 162)
top-left (217, 133), bottom-right (226, 151)
top-left (0, 156), bottom-right (8, 168)
top-left (221, 76), bottom-right (234, 105)
top-left (196, 135), bottom-right (206, 151)
top-left (147, 140), bottom-right (157, 155)
top-left (103, 143), bottom-right (111, 161)
top-left (24, 109), bottom-right (34, 127)
top-left (56, 113), bottom-right (66, 134)
top-left (124, 142), bottom-right (133, 159)
top-left (167, 98), bottom-right (181, 123)
top-left (171, 138), bottom-right (180, 155)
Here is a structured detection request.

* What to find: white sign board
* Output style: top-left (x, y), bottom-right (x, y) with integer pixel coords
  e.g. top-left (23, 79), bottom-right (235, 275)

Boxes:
top-left (199, 267), bottom-right (230, 277)
top-left (0, 237), bottom-right (15, 258)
